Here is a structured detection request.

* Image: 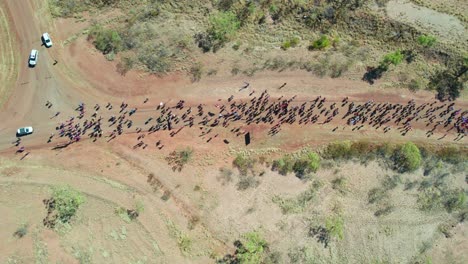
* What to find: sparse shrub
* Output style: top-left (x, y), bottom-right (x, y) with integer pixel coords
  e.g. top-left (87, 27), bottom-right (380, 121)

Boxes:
top-left (418, 187), bottom-right (443, 211)
top-left (208, 11), bottom-right (240, 43)
top-left (381, 175), bottom-right (402, 191)
top-left (374, 202), bottom-right (394, 217)
top-left (161, 190), bottom-right (171, 201)
top-left (323, 141), bottom-right (352, 160)
top-left (444, 189), bottom-right (466, 213)
top-left (393, 142), bottom-right (422, 172)
top-left (165, 147), bottom-right (193, 172)
top-left (190, 62), bottom-right (203, 82)
top-left (116, 56), bottom-right (135, 76)
top-left (368, 187), bottom-right (388, 204)
top-left (50, 185), bottom-right (85, 224)
top-left (272, 156), bottom-right (294, 175)
top-left (309, 35), bottom-right (330, 50)
top-left (331, 177), bottom-right (348, 194)
top-left (13, 224), bottom-right (28, 238)
top-left (281, 40), bottom-right (291, 50)
top-left (281, 37), bottom-right (300, 50)
top-left (218, 167), bottom-right (233, 185)
top-left (236, 232), bottom-right (268, 264)
top-left (233, 154), bottom-right (256, 175)
top-left (380, 50), bottom-right (404, 67)
top-left (290, 152), bottom-right (320, 179)
top-left (273, 180), bottom-right (322, 214)
top-left (325, 215), bottom-right (344, 240)
top-left (408, 79), bottom-right (422, 91)
top-left (53, 186), bottom-right (85, 222)
top-left (138, 44), bottom-right (172, 74)
top-left (237, 175), bottom-right (260, 191)
top-left (417, 35), bottom-right (436, 47)
top-left (88, 25), bottom-right (122, 55)
top-left (437, 146), bottom-right (466, 164)
top-left (232, 41), bottom-right (241, 50)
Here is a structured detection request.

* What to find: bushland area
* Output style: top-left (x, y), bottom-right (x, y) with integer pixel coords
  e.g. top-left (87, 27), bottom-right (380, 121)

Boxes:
top-left (49, 0), bottom-right (467, 100)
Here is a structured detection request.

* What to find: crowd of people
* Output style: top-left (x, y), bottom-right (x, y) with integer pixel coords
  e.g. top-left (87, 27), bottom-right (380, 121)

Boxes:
top-left (38, 89), bottom-right (466, 151)
top-left (13, 89), bottom-right (467, 156)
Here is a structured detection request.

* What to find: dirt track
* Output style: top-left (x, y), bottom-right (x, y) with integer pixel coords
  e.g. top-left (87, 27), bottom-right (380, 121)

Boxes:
top-left (0, 1), bottom-right (467, 263)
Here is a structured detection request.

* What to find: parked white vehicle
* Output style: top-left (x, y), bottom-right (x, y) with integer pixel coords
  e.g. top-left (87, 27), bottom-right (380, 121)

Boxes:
top-left (17, 126), bottom-right (34, 136)
top-left (42, 32), bottom-right (52, 48)
top-left (29, 49), bottom-right (38, 66)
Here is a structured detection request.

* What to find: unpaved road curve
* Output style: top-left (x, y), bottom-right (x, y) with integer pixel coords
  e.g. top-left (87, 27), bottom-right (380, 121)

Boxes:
top-left (0, 0), bottom-right (84, 149)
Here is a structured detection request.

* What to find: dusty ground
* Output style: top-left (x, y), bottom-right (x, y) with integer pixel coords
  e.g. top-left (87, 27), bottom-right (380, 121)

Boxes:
top-left (0, 0), bottom-right (466, 263)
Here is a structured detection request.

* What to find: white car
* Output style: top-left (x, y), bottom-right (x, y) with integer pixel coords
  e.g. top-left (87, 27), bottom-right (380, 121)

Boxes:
top-left (29, 49), bottom-right (38, 67)
top-left (17, 126), bottom-right (34, 136)
top-left (42, 32), bottom-right (52, 48)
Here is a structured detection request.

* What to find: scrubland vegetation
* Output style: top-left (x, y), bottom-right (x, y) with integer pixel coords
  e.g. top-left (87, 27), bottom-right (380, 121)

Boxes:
top-left (48, 0), bottom-right (467, 97)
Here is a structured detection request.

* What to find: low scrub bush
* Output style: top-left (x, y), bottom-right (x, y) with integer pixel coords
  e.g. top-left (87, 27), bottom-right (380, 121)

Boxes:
top-left (236, 232), bottom-right (268, 264)
top-left (325, 214), bottom-right (344, 240)
top-left (322, 141), bottom-right (352, 160)
top-left (417, 35), bottom-right (436, 47)
top-left (237, 175), bottom-right (260, 191)
top-left (88, 25), bottom-right (123, 55)
top-left (208, 11), bottom-right (240, 44)
top-left (331, 177), bottom-right (348, 194)
top-left (51, 185), bottom-right (86, 224)
top-left (309, 35), bottom-right (330, 50)
top-left (272, 151), bottom-right (320, 179)
top-left (233, 154), bottom-right (256, 175)
top-left (381, 50), bottom-right (404, 67)
top-left (138, 44), bottom-right (172, 74)
top-left (393, 142), bottom-right (422, 173)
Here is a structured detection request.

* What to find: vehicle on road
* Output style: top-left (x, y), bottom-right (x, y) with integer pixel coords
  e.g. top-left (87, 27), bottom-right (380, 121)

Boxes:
top-left (42, 32), bottom-right (52, 48)
top-left (17, 127), bottom-right (34, 136)
top-left (28, 49), bottom-right (38, 67)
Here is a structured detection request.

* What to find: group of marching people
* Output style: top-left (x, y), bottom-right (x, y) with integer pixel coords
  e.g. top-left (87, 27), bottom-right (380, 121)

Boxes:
top-left (39, 89), bottom-right (467, 150)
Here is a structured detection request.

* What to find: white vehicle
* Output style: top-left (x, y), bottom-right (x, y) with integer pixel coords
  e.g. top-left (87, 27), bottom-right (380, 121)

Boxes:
top-left (29, 49), bottom-right (38, 67)
top-left (42, 32), bottom-right (52, 48)
top-left (17, 126), bottom-right (34, 136)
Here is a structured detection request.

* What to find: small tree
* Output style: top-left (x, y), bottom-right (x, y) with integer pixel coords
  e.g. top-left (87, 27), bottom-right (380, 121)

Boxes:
top-left (325, 215), bottom-right (344, 240)
top-left (208, 11), bottom-right (240, 43)
top-left (89, 25), bottom-right (122, 54)
top-left (417, 35), bottom-right (436, 48)
top-left (236, 232), bottom-right (268, 264)
top-left (309, 35), bottom-right (330, 50)
top-left (52, 185), bottom-right (86, 224)
top-left (394, 142), bottom-right (422, 172)
top-left (381, 50), bottom-right (404, 68)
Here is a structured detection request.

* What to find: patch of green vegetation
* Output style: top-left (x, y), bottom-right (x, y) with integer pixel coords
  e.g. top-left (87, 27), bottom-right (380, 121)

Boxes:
top-left (418, 187), bottom-right (466, 213)
top-left (237, 175), bottom-right (260, 191)
top-left (331, 177), bottom-right (348, 195)
top-left (233, 154), bottom-right (257, 176)
top-left (236, 232), bottom-right (268, 264)
top-left (393, 142), bottom-right (422, 173)
top-left (88, 25), bottom-right (122, 55)
top-left (209, 11), bottom-right (240, 43)
top-left (166, 220), bottom-right (192, 256)
top-left (51, 185), bottom-right (86, 224)
top-left (325, 214), bottom-right (344, 240)
top-left (381, 50), bottom-right (404, 68)
top-left (272, 180), bottom-right (323, 214)
top-left (417, 35), bottom-right (436, 48)
top-left (308, 35), bottom-right (330, 50)
top-left (13, 223), bottom-right (28, 238)
top-left (138, 44), bottom-right (172, 74)
top-left (281, 37), bottom-right (300, 50)
top-left (272, 151), bottom-right (320, 179)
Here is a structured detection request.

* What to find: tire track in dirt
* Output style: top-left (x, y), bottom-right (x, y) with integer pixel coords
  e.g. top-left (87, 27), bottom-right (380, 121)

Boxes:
top-left (0, 2), bottom-right (18, 108)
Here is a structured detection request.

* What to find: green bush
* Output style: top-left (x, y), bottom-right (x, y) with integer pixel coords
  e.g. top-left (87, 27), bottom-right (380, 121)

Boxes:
top-left (393, 142), bottom-right (422, 172)
top-left (309, 35), bottom-right (330, 50)
top-left (89, 25), bottom-right (122, 54)
top-left (209, 11), bottom-right (241, 43)
top-left (233, 154), bottom-right (256, 175)
top-left (281, 40), bottom-right (291, 50)
top-left (381, 50), bottom-right (404, 67)
top-left (272, 156), bottom-right (294, 175)
top-left (417, 35), bottom-right (436, 47)
top-left (138, 44), bottom-right (171, 74)
top-left (444, 189), bottom-right (467, 213)
top-left (323, 141), bottom-right (352, 160)
top-left (52, 185), bottom-right (85, 224)
top-left (236, 232), bottom-right (268, 264)
top-left (325, 215), bottom-right (344, 240)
